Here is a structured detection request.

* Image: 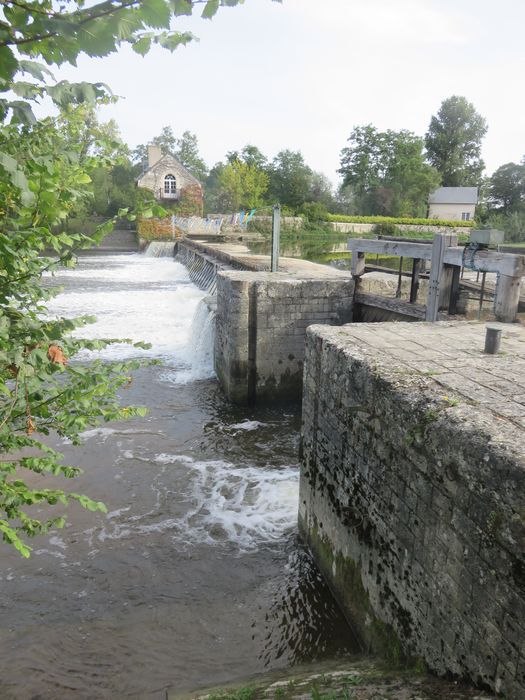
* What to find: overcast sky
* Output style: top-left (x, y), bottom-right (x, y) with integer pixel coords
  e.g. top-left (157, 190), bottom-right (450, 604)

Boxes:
top-left (51, 0), bottom-right (525, 184)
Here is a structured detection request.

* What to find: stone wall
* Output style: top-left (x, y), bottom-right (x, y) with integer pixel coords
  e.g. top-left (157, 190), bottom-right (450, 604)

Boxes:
top-left (215, 271), bottom-right (354, 404)
top-left (299, 321), bottom-right (525, 699)
top-left (329, 222), bottom-right (469, 235)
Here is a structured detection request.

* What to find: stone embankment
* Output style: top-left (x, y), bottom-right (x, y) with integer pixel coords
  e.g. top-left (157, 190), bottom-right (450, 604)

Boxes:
top-left (330, 221), bottom-right (469, 235)
top-left (300, 321), bottom-right (525, 699)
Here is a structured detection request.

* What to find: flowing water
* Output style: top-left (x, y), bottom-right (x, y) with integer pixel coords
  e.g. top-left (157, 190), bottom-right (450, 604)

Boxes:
top-left (0, 254), bottom-right (358, 700)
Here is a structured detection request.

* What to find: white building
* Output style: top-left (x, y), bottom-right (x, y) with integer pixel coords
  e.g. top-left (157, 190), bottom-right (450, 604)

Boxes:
top-left (428, 187), bottom-right (478, 221)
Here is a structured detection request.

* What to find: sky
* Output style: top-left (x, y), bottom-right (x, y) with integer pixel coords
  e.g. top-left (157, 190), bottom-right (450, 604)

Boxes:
top-left (48, 0), bottom-right (525, 185)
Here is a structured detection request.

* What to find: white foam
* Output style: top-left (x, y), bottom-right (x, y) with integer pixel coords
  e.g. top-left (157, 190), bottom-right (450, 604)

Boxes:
top-left (79, 427), bottom-right (116, 441)
top-left (229, 420), bottom-right (266, 431)
top-left (46, 256), bottom-right (207, 361)
top-left (180, 459), bottom-right (299, 550)
top-left (154, 453), bottom-right (195, 465)
top-left (78, 455), bottom-right (298, 552)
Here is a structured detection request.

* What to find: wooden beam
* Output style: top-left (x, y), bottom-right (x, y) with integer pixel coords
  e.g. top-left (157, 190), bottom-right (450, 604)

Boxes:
top-left (354, 292), bottom-right (449, 321)
top-left (494, 274), bottom-right (522, 322)
top-left (448, 265), bottom-right (461, 315)
top-left (426, 234), bottom-right (456, 321)
top-left (348, 239), bottom-right (525, 277)
top-left (351, 250), bottom-right (366, 277)
top-left (348, 239), bottom-right (434, 260)
top-left (409, 258), bottom-right (423, 304)
top-left (444, 247), bottom-right (525, 277)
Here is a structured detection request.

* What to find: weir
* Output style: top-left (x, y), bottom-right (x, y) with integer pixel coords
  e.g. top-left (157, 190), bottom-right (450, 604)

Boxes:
top-left (174, 238), bottom-right (354, 404)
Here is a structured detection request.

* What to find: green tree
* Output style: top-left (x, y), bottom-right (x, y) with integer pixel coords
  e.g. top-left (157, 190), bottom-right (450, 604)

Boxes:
top-left (425, 96), bottom-right (488, 187)
top-left (268, 150), bottom-right (313, 209)
top-left (240, 144), bottom-right (268, 170)
top-left (175, 130), bottom-right (208, 182)
top-left (0, 0), bottom-right (250, 556)
top-left (488, 161), bottom-right (525, 214)
top-left (217, 159), bottom-right (269, 210)
top-left (339, 125), bottom-right (440, 216)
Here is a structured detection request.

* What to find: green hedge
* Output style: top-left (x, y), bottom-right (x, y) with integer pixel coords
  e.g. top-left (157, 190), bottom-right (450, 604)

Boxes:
top-left (327, 214), bottom-right (474, 228)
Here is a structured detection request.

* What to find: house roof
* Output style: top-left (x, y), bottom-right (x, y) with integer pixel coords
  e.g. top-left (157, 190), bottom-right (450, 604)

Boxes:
top-left (428, 187), bottom-right (478, 205)
top-left (136, 153), bottom-right (202, 188)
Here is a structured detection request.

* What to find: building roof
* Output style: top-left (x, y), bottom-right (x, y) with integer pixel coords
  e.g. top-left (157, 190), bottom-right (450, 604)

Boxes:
top-left (136, 153), bottom-right (202, 188)
top-left (428, 187), bottom-right (478, 205)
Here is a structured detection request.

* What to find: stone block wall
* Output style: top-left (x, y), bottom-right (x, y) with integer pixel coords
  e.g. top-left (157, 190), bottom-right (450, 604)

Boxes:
top-left (215, 271), bottom-right (354, 404)
top-left (299, 322), bottom-right (525, 699)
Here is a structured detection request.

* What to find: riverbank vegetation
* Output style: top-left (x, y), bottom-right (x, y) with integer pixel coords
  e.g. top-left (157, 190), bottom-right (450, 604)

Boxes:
top-left (0, 0), bottom-right (250, 556)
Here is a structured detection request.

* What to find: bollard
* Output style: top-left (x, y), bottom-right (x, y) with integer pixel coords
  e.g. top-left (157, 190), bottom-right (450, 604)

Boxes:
top-left (484, 323), bottom-right (502, 354)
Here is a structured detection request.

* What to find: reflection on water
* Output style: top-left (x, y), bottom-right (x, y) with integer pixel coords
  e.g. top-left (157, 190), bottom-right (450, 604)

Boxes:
top-left (244, 229), bottom-right (350, 264)
top-left (0, 254), bottom-right (358, 700)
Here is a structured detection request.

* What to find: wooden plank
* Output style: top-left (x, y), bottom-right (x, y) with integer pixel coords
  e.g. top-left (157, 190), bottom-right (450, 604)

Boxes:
top-left (426, 234), bottom-right (450, 321)
top-left (439, 263), bottom-right (455, 310)
top-left (354, 292), bottom-right (449, 321)
top-left (448, 265), bottom-right (461, 315)
top-left (409, 258), bottom-right (423, 304)
top-left (348, 239), bottom-right (433, 260)
top-left (351, 250), bottom-right (366, 276)
top-left (494, 274), bottom-right (522, 322)
top-left (444, 247), bottom-right (525, 276)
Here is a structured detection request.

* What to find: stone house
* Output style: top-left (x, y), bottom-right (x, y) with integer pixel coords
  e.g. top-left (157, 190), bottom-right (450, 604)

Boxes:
top-left (136, 145), bottom-right (203, 213)
top-left (428, 186), bottom-right (478, 221)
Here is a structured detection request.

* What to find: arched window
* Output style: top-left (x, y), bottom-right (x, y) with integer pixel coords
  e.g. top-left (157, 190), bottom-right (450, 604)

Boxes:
top-left (164, 174), bottom-right (177, 195)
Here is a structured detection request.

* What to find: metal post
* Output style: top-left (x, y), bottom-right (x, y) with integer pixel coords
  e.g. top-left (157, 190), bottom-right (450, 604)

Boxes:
top-left (396, 257), bottom-right (403, 298)
top-left (484, 324), bottom-right (502, 354)
top-left (271, 204), bottom-right (280, 272)
top-left (410, 258), bottom-right (422, 304)
top-left (448, 265), bottom-right (461, 315)
top-left (478, 271), bottom-right (487, 320)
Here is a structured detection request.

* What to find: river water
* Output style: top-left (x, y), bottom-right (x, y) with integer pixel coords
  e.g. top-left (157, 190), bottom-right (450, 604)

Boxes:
top-left (0, 254), bottom-right (357, 699)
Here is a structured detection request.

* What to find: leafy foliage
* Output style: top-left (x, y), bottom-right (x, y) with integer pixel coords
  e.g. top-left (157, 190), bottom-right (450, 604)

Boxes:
top-left (487, 161), bottom-right (525, 215)
top-left (327, 214), bottom-right (474, 227)
top-left (217, 159), bottom-right (269, 210)
top-left (0, 0), bottom-right (255, 555)
top-left (268, 150), bottom-right (314, 210)
top-left (425, 96), bottom-right (488, 187)
top-left (339, 125), bottom-right (440, 217)
top-left (0, 105), bottom-right (160, 556)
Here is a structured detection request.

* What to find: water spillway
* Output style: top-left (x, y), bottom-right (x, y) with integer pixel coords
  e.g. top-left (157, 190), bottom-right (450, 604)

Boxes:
top-left (0, 252), bottom-right (357, 699)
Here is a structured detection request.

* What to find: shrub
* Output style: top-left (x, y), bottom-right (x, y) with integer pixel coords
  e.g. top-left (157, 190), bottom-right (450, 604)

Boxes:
top-left (137, 217), bottom-right (174, 241)
top-left (327, 214), bottom-right (474, 227)
top-left (300, 201), bottom-right (329, 223)
top-left (373, 222), bottom-right (399, 237)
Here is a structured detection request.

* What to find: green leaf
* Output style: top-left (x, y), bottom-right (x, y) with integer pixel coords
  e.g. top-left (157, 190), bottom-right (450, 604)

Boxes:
top-left (140, 0), bottom-right (171, 28)
top-left (131, 35), bottom-right (152, 56)
top-left (11, 82), bottom-right (43, 99)
top-left (171, 0), bottom-right (192, 15)
top-left (18, 60), bottom-right (55, 81)
top-left (156, 31), bottom-right (194, 51)
top-left (77, 19), bottom-right (118, 57)
top-left (0, 151), bottom-right (35, 205)
top-left (8, 100), bottom-right (37, 125)
top-left (202, 0), bottom-right (220, 19)
top-left (0, 46), bottom-right (18, 83)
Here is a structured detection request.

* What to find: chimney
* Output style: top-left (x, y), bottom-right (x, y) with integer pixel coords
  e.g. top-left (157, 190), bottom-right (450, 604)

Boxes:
top-left (147, 144), bottom-right (162, 168)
